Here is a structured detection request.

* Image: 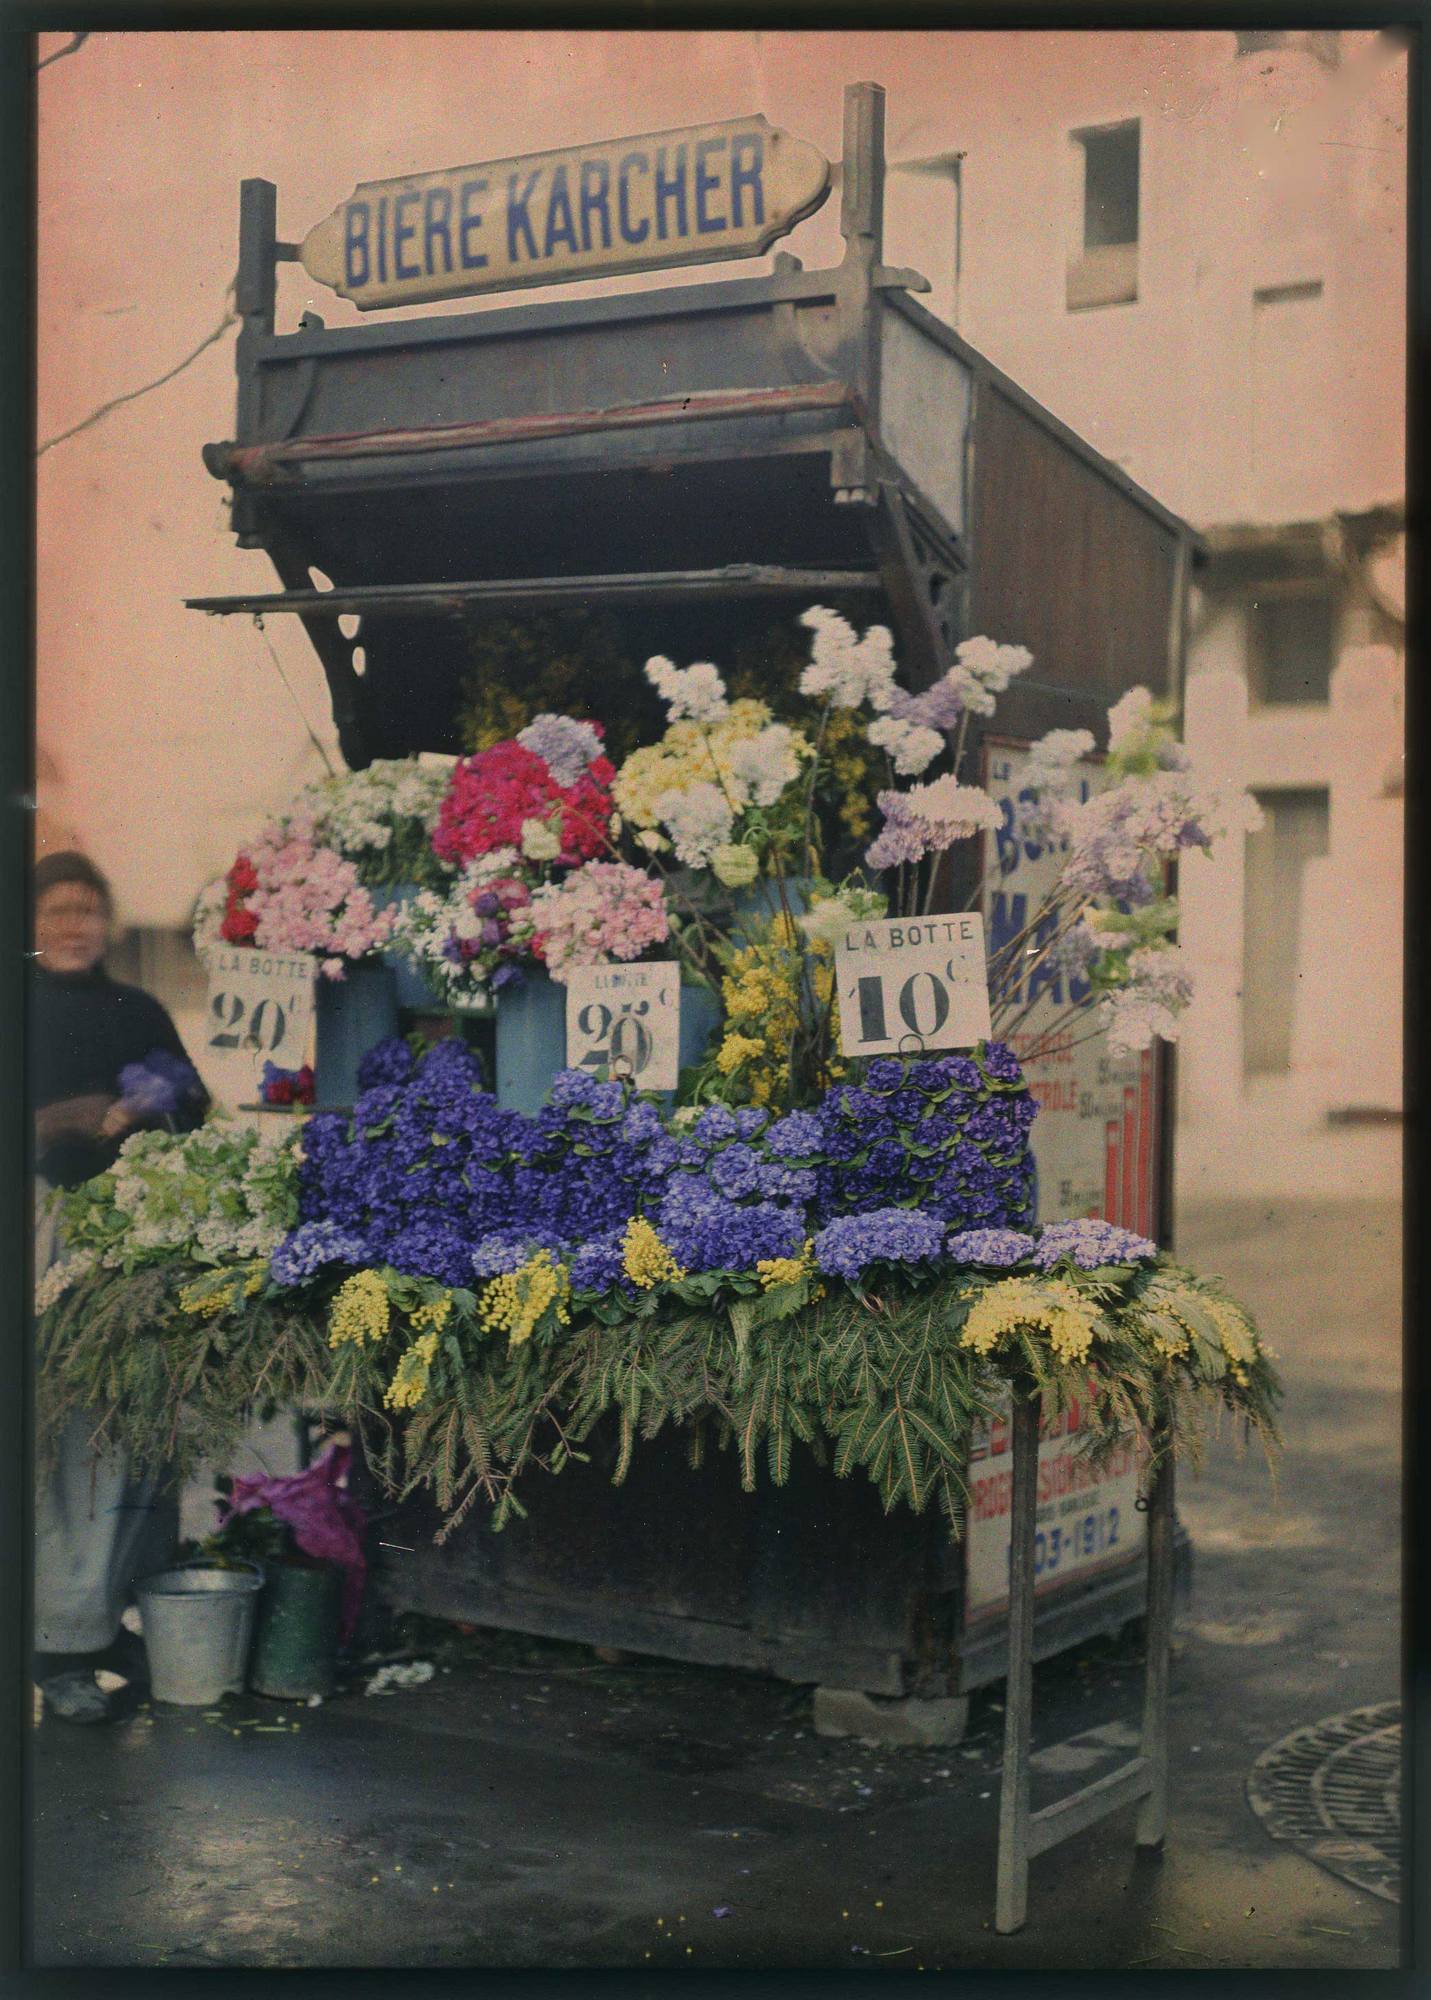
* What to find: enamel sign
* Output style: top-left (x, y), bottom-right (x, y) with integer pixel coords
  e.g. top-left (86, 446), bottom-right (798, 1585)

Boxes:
top-left (300, 117), bottom-right (831, 311)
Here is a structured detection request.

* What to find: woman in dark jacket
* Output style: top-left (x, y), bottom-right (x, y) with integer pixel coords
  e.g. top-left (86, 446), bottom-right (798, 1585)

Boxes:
top-left (32, 851), bottom-right (209, 1722)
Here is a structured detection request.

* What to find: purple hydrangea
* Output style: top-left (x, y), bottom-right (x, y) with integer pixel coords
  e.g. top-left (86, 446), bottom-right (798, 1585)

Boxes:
top-left (947, 1228), bottom-right (1037, 1268)
top-left (812, 1207), bottom-right (947, 1283)
top-left (1031, 1219), bottom-right (1158, 1270)
top-left (569, 1228), bottom-right (630, 1296)
top-left (979, 1042), bottom-right (1024, 1086)
top-left (764, 1111), bottom-right (823, 1160)
top-left (117, 1048), bottom-right (203, 1118)
top-left (357, 1037), bottom-right (416, 1091)
top-left (471, 1232), bottom-right (559, 1278)
top-left (269, 1219), bottom-right (369, 1289)
top-left (517, 712), bottom-right (604, 789)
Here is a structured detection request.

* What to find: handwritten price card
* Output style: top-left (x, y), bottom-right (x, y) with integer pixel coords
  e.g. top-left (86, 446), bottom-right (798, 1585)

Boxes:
top-left (204, 948), bottom-right (316, 1107)
top-left (834, 914), bottom-right (992, 1056)
top-left (564, 961), bottom-right (681, 1091)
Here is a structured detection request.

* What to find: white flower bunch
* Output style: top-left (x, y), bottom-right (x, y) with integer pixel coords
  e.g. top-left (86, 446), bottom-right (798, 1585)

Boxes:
top-left (644, 655), bottom-right (730, 724)
top-left (797, 608), bottom-right (898, 710)
top-left (904, 773), bottom-right (1003, 838)
top-left (866, 713), bottom-right (944, 777)
top-left (300, 758), bottom-right (454, 866)
top-left (652, 780), bottom-right (734, 866)
top-left (66, 1120), bottom-right (303, 1276)
top-left (726, 722), bottom-right (808, 807)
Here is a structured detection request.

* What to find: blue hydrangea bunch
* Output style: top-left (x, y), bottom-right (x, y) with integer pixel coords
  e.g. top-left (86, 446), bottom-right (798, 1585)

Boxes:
top-left (1029, 1219), bottom-right (1158, 1269)
top-left (814, 1046), bottom-right (1036, 1232)
top-left (278, 1036), bottom-right (1040, 1293)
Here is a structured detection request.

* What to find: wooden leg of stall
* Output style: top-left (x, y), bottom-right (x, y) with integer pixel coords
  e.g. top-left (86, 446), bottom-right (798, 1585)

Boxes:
top-left (994, 1402), bottom-right (1176, 1932)
top-left (1135, 1437), bottom-right (1175, 1850)
top-left (994, 1389), bottom-right (1040, 1935)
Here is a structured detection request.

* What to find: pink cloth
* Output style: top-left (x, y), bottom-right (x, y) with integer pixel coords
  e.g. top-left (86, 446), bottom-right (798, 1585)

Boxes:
top-left (221, 1443), bottom-right (367, 1642)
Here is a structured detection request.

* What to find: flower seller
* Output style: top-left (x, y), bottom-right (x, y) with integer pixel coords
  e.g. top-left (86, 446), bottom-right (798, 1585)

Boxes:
top-left (31, 850), bottom-right (209, 1722)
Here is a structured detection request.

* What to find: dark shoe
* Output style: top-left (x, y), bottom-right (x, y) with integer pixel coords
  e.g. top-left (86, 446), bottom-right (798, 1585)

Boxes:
top-left (92, 1626), bottom-right (151, 1687)
top-left (39, 1670), bottom-right (113, 1724)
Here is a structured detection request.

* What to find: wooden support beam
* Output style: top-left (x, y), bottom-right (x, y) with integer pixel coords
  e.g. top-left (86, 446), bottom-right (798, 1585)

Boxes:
top-left (186, 565), bottom-right (885, 620)
top-left (994, 1389), bottom-right (1039, 1935)
top-left (1028, 1757), bottom-right (1153, 1859)
top-left (994, 1406), bottom-right (1178, 1931)
top-left (1136, 1438), bottom-right (1175, 1848)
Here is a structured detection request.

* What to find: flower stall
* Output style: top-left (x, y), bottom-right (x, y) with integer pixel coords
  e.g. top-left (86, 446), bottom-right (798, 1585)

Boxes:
top-left (43, 80), bottom-right (1288, 1828)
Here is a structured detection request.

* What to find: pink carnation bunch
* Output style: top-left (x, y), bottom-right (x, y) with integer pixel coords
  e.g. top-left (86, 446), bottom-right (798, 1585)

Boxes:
top-left (528, 861), bottom-right (671, 983)
top-left (432, 739), bottom-right (615, 870)
top-left (241, 807), bottom-right (396, 979)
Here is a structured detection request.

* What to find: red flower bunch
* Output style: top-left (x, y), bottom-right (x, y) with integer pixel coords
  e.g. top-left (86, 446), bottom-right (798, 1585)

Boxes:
top-left (220, 854), bottom-right (260, 943)
top-left (431, 741), bottom-right (614, 869)
top-left (261, 1062), bottom-right (316, 1107)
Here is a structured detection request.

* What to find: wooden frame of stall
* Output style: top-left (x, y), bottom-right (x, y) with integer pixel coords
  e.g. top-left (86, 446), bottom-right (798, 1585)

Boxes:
top-left (190, 81), bottom-right (1195, 1928)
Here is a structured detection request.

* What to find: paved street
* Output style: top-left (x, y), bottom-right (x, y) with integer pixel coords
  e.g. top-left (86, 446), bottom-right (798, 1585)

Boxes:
top-left (30, 1190), bottom-right (1402, 1973)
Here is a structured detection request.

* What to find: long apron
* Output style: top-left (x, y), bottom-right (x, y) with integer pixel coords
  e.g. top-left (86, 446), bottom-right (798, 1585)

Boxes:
top-left (33, 1179), bottom-right (178, 1655)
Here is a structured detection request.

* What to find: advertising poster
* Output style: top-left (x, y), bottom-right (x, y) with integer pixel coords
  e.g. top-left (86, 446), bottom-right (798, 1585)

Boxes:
top-left (965, 740), bottom-right (1160, 1622)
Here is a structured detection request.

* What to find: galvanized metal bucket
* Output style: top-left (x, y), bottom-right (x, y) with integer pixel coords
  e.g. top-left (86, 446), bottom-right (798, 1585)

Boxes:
top-left (136, 1563), bottom-right (265, 1706)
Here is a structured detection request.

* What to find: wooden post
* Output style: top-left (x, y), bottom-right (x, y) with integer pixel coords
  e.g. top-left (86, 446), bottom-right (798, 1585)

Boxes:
top-left (995, 1387), bottom-right (1040, 1934)
top-left (1135, 1437), bottom-right (1175, 1848)
top-left (838, 82), bottom-right (886, 433)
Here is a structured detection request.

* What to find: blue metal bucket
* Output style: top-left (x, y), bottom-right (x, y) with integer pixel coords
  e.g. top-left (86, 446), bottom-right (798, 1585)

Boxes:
top-left (314, 959), bottom-right (401, 1109)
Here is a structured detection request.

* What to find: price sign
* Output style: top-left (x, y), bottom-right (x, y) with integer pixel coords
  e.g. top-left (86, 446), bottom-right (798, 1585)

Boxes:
top-left (203, 948), bottom-right (316, 1107)
top-left (564, 961), bottom-right (681, 1091)
top-left (834, 914), bottom-right (992, 1056)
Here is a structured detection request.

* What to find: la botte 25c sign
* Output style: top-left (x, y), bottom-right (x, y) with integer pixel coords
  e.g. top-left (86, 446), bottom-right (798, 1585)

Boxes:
top-left (300, 116), bottom-right (831, 311)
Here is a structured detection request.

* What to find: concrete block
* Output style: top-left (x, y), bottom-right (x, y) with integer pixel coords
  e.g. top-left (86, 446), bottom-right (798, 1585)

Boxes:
top-left (813, 1686), bottom-right (969, 1749)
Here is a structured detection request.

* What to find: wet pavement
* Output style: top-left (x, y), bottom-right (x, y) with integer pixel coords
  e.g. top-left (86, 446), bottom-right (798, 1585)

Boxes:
top-left (29, 1194), bottom-right (1402, 1972)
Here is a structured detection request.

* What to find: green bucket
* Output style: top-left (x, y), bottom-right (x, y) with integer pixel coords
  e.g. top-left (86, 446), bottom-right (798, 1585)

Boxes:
top-left (249, 1558), bottom-right (343, 1700)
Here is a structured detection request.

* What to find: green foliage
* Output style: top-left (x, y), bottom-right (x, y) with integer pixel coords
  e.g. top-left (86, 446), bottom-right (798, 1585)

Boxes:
top-left (36, 1251), bottom-right (1281, 1543)
top-left (453, 609), bottom-right (663, 766)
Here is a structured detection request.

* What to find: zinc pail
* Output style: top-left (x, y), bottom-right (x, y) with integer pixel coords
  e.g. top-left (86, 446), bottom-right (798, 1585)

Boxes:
top-left (136, 1563), bottom-right (265, 1706)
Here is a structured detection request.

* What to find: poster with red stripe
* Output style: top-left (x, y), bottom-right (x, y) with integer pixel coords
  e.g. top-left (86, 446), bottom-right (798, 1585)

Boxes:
top-left (964, 740), bottom-right (1164, 1624)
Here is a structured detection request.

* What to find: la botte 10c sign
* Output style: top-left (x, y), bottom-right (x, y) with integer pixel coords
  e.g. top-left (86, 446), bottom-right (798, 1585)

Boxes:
top-left (835, 915), bottom-right (993, 1057)
top-left (300, 116), bottom-right (831, 311)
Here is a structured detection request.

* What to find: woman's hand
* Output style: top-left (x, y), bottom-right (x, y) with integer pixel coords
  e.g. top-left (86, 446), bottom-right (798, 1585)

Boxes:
top-left (98, 1099), bottom-right (139, 1141)
top-left (35, 1093), bottom-right (117, 1149)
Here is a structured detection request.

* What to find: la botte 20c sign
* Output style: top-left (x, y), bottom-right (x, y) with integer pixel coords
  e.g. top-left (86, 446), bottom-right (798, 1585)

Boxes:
top-left (300, 117), bottom-right (831, 311)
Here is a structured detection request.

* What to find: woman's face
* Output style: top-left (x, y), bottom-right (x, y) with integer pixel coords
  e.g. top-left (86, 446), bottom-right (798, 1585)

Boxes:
top-left (36, 882), bottom-right (109, 975)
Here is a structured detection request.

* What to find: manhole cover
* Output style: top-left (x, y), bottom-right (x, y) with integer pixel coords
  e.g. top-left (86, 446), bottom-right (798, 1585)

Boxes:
top-left (1246, 1703), bottom-right (1401, 1903)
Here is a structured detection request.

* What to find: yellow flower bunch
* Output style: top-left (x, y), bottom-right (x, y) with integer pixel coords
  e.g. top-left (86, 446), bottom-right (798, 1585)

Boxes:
top-left (179, 1261), bottom-right (267, 1318)
top-left (409, 1292), bottom-right (454, 1335)
top-left (1136, 1277), bottom-right (1260, 1384)
top-left (612, 699), bottom-right (775, 828)
top-left (715, 920), bottom-right (840, 1109)
top-left (477, 1250), bottom-right (572, 1348)
top-left (328, 1269), bottom-right (391, 1350)
top-left (960, 1276), bottom-right (1106, 1366)
top-left (383, 1331), bottom-right (439, 1411)
top-left (821, 707), bottom-right (880, 841)
top-left (621, 1217), bottom-right (686, 1289)
top-left (756, 1240), bottom-right (821, 1297)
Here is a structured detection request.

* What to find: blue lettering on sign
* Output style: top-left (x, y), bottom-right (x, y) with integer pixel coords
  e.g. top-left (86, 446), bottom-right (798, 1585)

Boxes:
top-left (543, 164), bottom-right (580, 256)
top-left (375, 195), bottom-right (388, 284)
top-left (579, 158), bottom-right (613, 251)
top-left (729, 131), bottom-right (765, 227)
top-left (653, 143), bottom-right (688, 240)
top-left (507, 169), bottom-right (541, 260)
top-left (995, 796), bottom-right (1021, 877)
top-left (392, 190), bottom-right (421, 280)
top-left (457, 178), bottom-right (488, 269)
top-left (618, 151), bottom-right (650, 243)
top-left (422, 185), bottom-right (454, 274)
top-left (693, 135), bottom-right (727, 233)
top-left (344, 202), bottom-right (370, 287)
